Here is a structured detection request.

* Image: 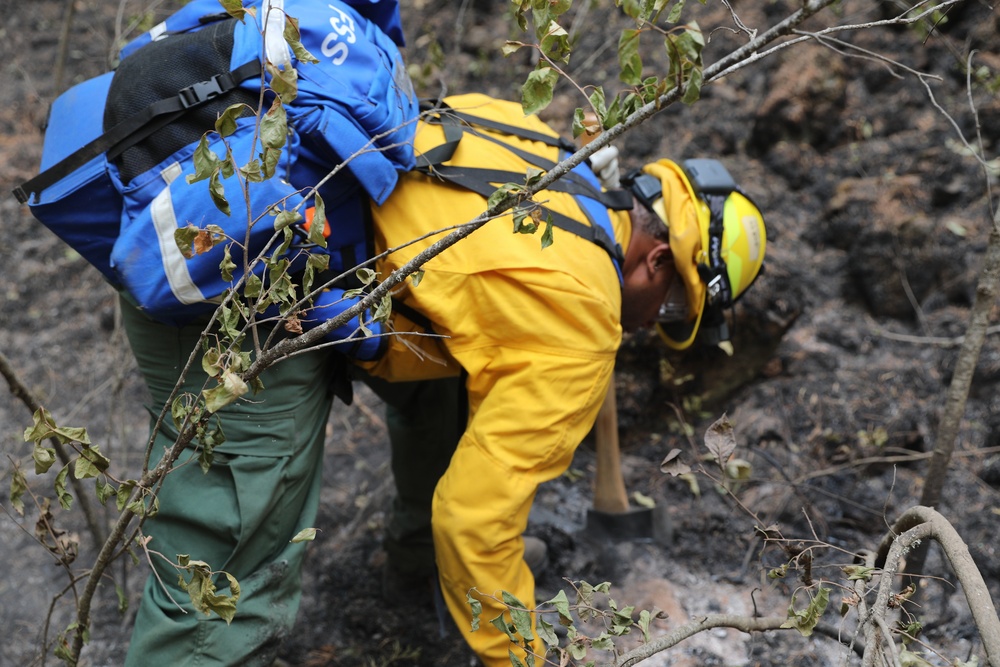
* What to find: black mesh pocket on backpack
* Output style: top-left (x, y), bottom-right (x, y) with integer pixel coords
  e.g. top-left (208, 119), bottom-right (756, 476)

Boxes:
top-left (104, 18), bottom-right (258, 184)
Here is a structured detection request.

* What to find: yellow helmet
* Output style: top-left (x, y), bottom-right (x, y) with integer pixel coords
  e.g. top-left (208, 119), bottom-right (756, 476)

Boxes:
top-left (626, 159), bottom-right (766, 350)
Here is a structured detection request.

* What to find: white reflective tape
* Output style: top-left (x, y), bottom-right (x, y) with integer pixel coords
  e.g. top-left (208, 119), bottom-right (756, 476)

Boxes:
top-left (152, 162), bottom-right (206, 305)
top-left (741, 214), bottom-right (762, 262)
top-left (264, 0), bottom-right (291, 70)
top-left (149, 22), bottom-right (168, 41)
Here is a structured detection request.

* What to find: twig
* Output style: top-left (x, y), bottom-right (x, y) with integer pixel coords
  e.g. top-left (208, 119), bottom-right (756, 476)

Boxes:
top-left (870, 507), bottom-right (1000, 666)
top-left (53, 0), bottom-right (76, 95)
top-left (0, 351), bottom-right (106, 546)
top-left (873, 613), bottom-right (904, 667)
top-left (611, 614), bottom-right (790, 667)
top-left (874, 325), bottom-right (1000, 347)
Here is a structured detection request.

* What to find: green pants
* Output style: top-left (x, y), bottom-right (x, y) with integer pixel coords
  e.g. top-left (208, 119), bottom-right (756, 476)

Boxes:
top-left (122, 299), bottom-right (336, 667)
top-left (359, 372), bottom-right (467, 577)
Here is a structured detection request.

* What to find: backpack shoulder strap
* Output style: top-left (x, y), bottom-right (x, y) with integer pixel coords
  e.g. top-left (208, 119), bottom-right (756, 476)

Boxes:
top-left (414, 101), bottom-right (630, 269)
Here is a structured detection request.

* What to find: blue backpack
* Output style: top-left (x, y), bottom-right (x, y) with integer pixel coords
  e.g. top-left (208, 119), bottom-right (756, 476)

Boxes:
top-left (15, 0), bottom-right (417, 359)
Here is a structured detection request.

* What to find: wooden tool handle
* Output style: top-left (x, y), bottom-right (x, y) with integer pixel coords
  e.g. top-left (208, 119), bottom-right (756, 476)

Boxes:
top-left (593, 379), bottom-right (630, 513)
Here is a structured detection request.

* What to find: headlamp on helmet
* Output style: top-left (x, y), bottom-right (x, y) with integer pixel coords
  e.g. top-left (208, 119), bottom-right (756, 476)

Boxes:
top-left (622, 158), bottom-right (767, 352)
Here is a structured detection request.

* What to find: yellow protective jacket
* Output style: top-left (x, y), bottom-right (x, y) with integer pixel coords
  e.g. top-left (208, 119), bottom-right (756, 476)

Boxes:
top-left (359, 93), bottom-right (631, 665)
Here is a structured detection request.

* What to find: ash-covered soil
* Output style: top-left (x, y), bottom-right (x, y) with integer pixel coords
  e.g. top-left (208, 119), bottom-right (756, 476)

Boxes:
top-left (2, 1), bottom-right (1000, 666)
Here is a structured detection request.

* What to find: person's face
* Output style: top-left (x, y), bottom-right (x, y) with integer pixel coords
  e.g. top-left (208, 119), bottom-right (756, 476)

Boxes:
top-left (620, 242), bottom-right (677, 332)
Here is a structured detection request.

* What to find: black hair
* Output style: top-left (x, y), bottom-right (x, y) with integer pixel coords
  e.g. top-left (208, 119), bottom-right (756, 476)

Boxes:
top-left (629, 196), bottom-right (670, 244)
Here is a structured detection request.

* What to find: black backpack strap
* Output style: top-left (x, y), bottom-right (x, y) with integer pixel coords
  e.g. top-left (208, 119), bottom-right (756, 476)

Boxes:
top-left (428, 163), bottom-right (624, 265)
top-left (416, 104), bottom-right (634, 212)
top-left (13, 59), bottom-right (261, 204)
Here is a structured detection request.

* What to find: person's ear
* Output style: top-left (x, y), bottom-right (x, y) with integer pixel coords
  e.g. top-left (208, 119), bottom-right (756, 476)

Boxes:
top-left (645, 242), bottom-right (672, 275)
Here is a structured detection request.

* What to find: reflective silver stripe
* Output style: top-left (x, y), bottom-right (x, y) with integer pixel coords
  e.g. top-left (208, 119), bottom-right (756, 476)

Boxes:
top-left (264, 0), bottom-right (290, 70)
top-left (149, 22), bottom-right (167, 41)
top-left (152, 162), bottom-right (206, 305)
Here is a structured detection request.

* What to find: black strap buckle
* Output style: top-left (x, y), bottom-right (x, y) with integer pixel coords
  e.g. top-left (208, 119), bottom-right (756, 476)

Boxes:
top-left (178, 74), bottom-right (227, 109)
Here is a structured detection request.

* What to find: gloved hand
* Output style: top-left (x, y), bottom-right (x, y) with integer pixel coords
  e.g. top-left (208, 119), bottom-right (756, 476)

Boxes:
top-left (589, 144), bottom-right (621, 190)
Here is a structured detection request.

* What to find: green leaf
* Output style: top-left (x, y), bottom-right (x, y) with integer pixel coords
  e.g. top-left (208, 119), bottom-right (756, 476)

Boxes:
top-left (116, 481), bottom-right (136, 513)
top-left (274, 209), bottom-right (302, 231)
top-left (899, 649), bottom-right (936, 666)
top-left (502, 41), bottom-right (524, 57)
top-left (781, 586), bottom-right (830, 637)
top-left (490, 614), bottom-right (517, 642)
top-left (266, 61), bottom-right (299, 104)
top-left (588, 86), bottom-right (608, 124)
top-left (373, 294), bottom-right (392, 324)
top-left (127, 493), bottom-right (148, 518)
top-left (283, 14), bottom-right (319, 64)
top-left (666, 0), bottom-right (686, 23)
top-left (197, 422), bottom-right (224, 473)
top-left (843, 565), bottom-right (874, 581)
top-left (75, 445), bottom-right (111, 480)
top-left (571, 107), bottom-right (587, 139)
top-left (186, 135), bottom-right (221, 185)
top-left (520, 67), bottom-right (559, 116)
top-left (260, 97), bottom-right (288, 149)
top-left (568, 641), bottom-right (588, 660)
top-left (632, 491), bottom-right (655, 508)
top-left (618, 29), bottom-right (643, 85)
top-left (508, 650), bottom-right (528, 667)
top-left (274, 225), bottom-right (295, 260)
top-left (537, 616), bottom-right (558, 646)
top-left (24, 407), bottom-right (90, 446)
top-left (220, 153), bottom-right (236, 180)
top-left (309, 193), bottom-right (328, 248)
top-left (171, 393), bottom-right (196, 430)
top-left (220, 245), bottom-right (237, 282)
top-left (219, 302), bottom-right (243, 340)
top-left (268, 262), bottom-right (295, 310)
top-left (540, 216), bottom-right (554, 250)
top-left (682, 65), bottom-right (703, 104)
top-left (302, 253), bottom-right (330, 300)
top-left (512, 207), bottom-right (538, 235)
top-left (604, 95), bottom-right (624, 130)
top-left (174, 225), bottom-right (200, 259)
top-left (544, 589), bottom-right (573, 626)
top-left (115, 583), bottom-right (129, 615)
top-left (219, 0), bottom-right (251, 21)
top-left (502, 590), bottom-right (535, 643)
top-left (10, 467), bottom-right (28, 515)
top-left (239, 158), bottom-right (264, 183)
top-left (215, 103), bottom-right (245, 138)
top-left (209, 172), bottom-right (231, 216)
top-left (638, 609), bottom-right (653, 642)
top-left (724, 457), bottom-right (752, 481)
top-left (55, 466), bottom-right (73, 510)
top-left (180, 559), bottom-right (241, 624)
top-left (611, 605), bottom-right (635, 635)
top-left (592, 632), bottom-right (615, 650)
top-left (244, 273), bottom-right (263, 300)
top-left (410, 270), bottom-right (424, 287)
top-left (524, 166), bottom-right (545, 187)
top-left (487, 183), bottom-right (521, 211)
top-left (356, 267), bottom-right (377, 286)
top-left (467, 591), bottom-right (483, 632)
top-left (203, 370), bottom-right (249, 412)
top-left (96, 478), bottom-right (116, 506)
top-left (540, 20), bottom-right (570, 62)
top-left (33, 445), bottom-right (57, 474)
top-left (290, 527), bottom-right (318, 543)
